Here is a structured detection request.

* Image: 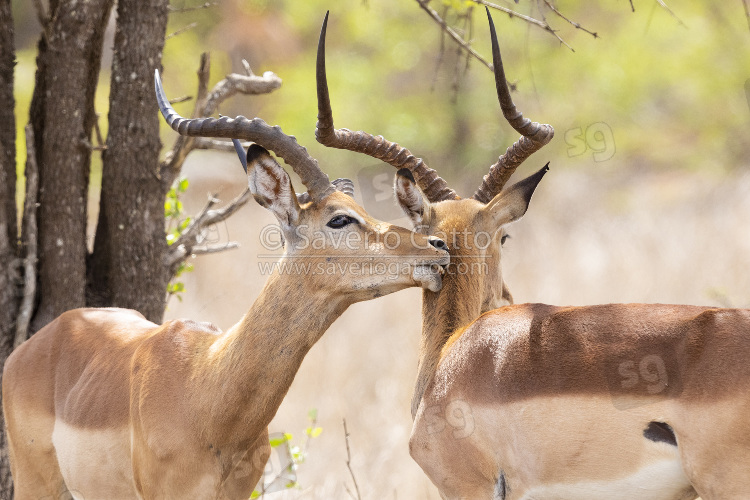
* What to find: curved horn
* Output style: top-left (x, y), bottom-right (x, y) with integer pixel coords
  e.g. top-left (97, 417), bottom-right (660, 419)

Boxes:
top-left (315, 12), bottom-right (458, 203)
top-left (155, 70), bottom-right (334, 201)
top-left (472, 8), bottom-right (554, 204)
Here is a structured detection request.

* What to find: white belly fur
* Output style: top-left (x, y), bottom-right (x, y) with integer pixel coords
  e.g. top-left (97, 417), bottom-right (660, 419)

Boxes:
top-left (520, 458), bottom-right (693, 500)
top-left (52, 420), bottom-right (137, 500)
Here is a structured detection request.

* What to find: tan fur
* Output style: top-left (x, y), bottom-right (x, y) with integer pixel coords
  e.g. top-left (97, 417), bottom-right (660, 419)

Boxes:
top-left (397, 180), bottom-right (750, 499)
top-left (3, 189), bottom-right (449, 500)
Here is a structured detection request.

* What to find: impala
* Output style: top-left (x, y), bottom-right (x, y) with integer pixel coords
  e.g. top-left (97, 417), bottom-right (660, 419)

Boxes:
top-left (316, 9), bottom-right (750, 500)
top-left (2, 60), bottom-right (449, 499)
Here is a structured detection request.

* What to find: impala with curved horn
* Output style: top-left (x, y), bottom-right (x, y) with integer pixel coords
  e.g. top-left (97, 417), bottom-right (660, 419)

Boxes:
top-left (2, 49), bottom-right (450, 499)
top-left (318, 8), bottom-right (750, 499)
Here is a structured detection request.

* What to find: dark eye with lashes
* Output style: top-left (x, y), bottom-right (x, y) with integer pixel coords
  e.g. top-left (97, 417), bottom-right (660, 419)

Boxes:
top-left (501, 234), bottom-right (510, 246)
top-left (327, 215), bottom-right (358, 229)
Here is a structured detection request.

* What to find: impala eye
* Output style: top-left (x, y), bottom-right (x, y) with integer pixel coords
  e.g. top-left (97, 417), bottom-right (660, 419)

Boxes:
top-left (327, 215), bottom-right (357, 229)
top-left (501, 234), bottom-right (510, 246)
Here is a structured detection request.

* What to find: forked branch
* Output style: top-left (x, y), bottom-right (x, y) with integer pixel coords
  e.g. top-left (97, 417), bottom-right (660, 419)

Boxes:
top-left (159, 53), bottom-right (282, 189)
top-left (165, 188), bottom-right (252, 276)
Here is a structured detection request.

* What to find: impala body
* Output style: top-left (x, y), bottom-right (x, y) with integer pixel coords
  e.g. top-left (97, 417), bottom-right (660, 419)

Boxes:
top-left (2, 57), bottom-right (449, 499)
top-left (317, 9), bottom-right (750, 499)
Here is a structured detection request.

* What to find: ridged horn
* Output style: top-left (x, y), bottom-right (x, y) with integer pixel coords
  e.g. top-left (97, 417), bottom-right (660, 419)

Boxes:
top-left (155, 69), bottom-right (335, 201)
top-left (471, 8), bottom-right (554, 204)
top-left (315, 12), bottom-right (458, 203)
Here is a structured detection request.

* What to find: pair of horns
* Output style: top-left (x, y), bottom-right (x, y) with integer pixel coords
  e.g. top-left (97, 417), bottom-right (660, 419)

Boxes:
top-left (156, 8), bottom-right (553, 204)
top-left (316, 8), bottom-right (554, 204)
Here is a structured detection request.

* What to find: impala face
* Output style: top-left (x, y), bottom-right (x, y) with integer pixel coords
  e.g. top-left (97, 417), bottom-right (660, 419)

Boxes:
top-left (247, 145), bottom-right (449, 300)
top-left (394, 167), bottom-right (547, 312)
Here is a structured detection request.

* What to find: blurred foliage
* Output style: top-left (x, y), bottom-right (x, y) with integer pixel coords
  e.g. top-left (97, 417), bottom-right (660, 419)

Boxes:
top-left (9, 0), bottom-right (750, 201)
top-left (165, 177), bottom-right (194, 303)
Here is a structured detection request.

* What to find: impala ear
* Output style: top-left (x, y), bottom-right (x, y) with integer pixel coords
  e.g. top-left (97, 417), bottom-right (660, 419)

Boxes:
top-left (394, 168), bottom-right (425, 229)
top-left (247, 144), bottom-right (300, 228)
top-left (483, 164), bottom-right (548, 227)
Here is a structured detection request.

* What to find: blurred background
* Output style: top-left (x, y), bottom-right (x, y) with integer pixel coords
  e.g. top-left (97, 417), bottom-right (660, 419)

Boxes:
top-left (10, 0), bottom-right (750, 498)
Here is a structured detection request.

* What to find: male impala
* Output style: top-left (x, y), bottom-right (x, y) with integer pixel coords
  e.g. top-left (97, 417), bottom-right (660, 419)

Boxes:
top-left (2, 61), bottom-right (449, 499)
top-left (317, 9), bottom-right (750, 499)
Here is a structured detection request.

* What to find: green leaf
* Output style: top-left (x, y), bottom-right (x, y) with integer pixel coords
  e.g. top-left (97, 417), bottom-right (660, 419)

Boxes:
top-left (307, 408), bottom-right (318, 421)
top-left (305, 425), bottom-right (322, 438)
top-left (178, 178), bottom-right (189, 192)
top-left (269, 434), bottom-right (289, 447)
top-left (250, 491), bottom-right (260, 499)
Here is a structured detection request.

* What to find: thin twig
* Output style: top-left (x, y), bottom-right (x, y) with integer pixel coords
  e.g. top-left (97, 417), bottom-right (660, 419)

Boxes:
top-left (168, 95), bottom-right (193, 105)
top-left (342, 419), bottom-right (362, 500)
top-left (166, 22), bottom-right (198, 40)
top-left (167, 2), bottom-right (217, 13)
top-left (743, 0), bottom-right (750, 32)
top-left (416, 0), bottom-right (493, 71)
top-left (192, 242), bottom-right (240, 255)
top-left (93, 112), bottom-right (106, 149)
top-left (192, 137), bottom-right (252, 152)
top-left (430, 4), bottom-right (450, 91)
top-left (541, 0), bottom-right (599, 38)
top-left (165, 188), bottom-right (252, 275)
top-left (628, 0), bottom-right (635, 12)
top-left (15, 125), bottom-right (39, 348)
top-left (654, 0), bottom-right (686, 27)
top-left (470, 0), bottom-right (573, 50)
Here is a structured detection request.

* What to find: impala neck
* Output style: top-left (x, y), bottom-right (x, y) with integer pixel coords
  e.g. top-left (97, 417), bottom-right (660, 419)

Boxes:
top-left (412, 273), bottom-right (483, 417)
top-left (198, 269), bottom-right (349, 444)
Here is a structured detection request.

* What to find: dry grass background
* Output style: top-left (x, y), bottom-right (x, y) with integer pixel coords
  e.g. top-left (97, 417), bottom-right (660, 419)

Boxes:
top-left (164, 147), bottom-right (750, 499)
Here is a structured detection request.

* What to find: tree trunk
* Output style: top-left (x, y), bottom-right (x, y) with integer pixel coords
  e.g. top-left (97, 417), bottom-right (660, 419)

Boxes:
top-left (90, 0), bottom-right (170, 323)
top-left (0, 0), bottom-right (16, 495)
top-left (30, 0), bottom-right (114, 331)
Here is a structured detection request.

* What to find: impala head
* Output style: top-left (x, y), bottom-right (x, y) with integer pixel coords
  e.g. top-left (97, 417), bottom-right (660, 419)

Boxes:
top-left (315, 9), bottom-right (553, 316)
top-left (155, 70), bottom-right (449, 303)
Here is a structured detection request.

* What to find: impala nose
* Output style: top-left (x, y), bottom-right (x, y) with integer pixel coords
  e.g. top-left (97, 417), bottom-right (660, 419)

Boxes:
top-left (428, 236), bottom-right (448, 252)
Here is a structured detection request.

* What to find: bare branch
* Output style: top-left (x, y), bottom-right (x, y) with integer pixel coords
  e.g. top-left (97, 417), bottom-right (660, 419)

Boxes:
top-left (165, 188), bottom-right (252, 274)
top-left (192, 137), bottom-right (253, 152)
top-left (342, 419), bottom-right (362, 500)
top-left (168, 95), bottom-right (193, 104)
top-left (541, 0), bottom-right (599, 38)
top-left (168, 2), bottom-right (217, 13)
top-left (628, 0), bottom-right (635, 12)
top-left (15, 125), bottom-right (39, 348)
top-left (416, 0), bottom-right (492, 71)
top-left (165, 22), bottom-right (198, 40)
top-left (202, 71), bottom-right (282, 117)
top-left (159, 53), bottom-right (282, 188)
top-left (191, 242), bottom-right (240, 255)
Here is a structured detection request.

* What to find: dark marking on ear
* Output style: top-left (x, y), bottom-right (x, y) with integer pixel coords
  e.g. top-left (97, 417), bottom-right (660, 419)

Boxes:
top-left (507, 162), bottom-right (549, 206)
top-left (493, 471), bottom-right (508, 500)
top-left (644, 421), bottom-right (677, 446)
top-left (246, 144), bottom-right (270, 164)
top-left (396, 168), bottom-right (415, 183)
